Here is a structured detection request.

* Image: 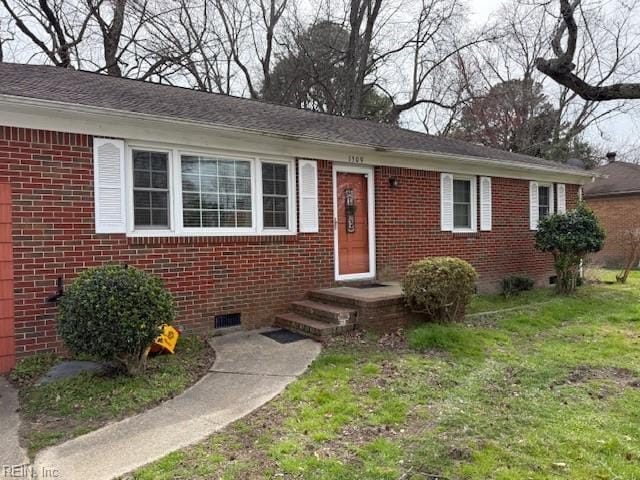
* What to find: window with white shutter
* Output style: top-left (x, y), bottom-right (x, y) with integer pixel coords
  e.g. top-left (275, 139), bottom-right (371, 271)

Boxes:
top-left (529, 181), bottom-right (539, 230)
top-left (557, 183), bottom-right (566, 213)
top-left (480, 176), bottom-right (492, 231)
top-left (441, 173), bottom-right (477, 232)
top-left (298, 159), bottom-right (318, 233)
top-left (94, 138), bottom-right (126, 233)
top-left (440, 173), bottom-right (453, 231)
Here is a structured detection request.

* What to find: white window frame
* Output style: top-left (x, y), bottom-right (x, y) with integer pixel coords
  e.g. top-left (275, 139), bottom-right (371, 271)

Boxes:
top-left (451, 174), bottom-right (477, 233)
top-left (537, 182), bottom-right (554, 219)
top-left (125, 143), bottom-right (297, 237)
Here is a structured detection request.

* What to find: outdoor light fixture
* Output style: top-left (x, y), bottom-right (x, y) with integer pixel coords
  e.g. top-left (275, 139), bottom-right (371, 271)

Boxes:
top-left (388, 177), bottom-right (400, 188)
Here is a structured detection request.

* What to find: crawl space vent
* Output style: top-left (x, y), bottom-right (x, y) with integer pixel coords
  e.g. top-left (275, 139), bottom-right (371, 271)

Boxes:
top-left (214, 313), bottom-right (241, 329)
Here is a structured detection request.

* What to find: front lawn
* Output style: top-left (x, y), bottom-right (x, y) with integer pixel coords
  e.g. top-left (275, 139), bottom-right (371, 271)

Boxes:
top-left (129, 272), bottom-right (640, 480)
top-left (12, 335), bottom-right (214, 457)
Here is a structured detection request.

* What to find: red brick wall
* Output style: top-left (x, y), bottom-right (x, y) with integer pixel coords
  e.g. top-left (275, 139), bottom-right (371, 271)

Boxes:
top-left (0, 183), bottom-right (15, 373)
top-left (0, 127), bottom-right (336, 357)
top-left (374, 166), bottom-right (579, 291)
top-left (0, 126), bottom-right (579, 357)
top-left (586, 194), bottom-right (640, 268)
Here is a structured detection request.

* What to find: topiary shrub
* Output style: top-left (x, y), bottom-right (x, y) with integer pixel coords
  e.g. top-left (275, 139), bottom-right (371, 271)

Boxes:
top-left (402, 257), bottom-right (478, 322)
top-left (535, 202), bottom-right (605, 294)
top-left (501, 276), bottom-right (535, 297)
top-left (58, 265), bottom-right (175, 375)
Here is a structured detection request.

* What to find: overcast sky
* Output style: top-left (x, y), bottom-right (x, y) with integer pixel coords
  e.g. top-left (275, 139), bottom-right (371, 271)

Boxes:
top-left (468, 0), bottom-right (640, 159)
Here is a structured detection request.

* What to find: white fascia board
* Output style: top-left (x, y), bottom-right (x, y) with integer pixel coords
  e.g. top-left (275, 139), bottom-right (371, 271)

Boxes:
top-left (0, 94), bottom-right (597, 185)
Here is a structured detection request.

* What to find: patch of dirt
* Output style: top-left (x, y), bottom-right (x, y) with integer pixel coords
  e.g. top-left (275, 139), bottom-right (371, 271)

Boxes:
top-left (551, 365), bottom-right (640, 398)
top-left (325, 328), bottom-right (410, 352)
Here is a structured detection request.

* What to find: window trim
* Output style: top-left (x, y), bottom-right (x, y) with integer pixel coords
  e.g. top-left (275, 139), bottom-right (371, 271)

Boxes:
top-left (451, 174), bottom-right (477, 233)
top-left (131, 149), bottom-right (172, 230)
top-left (537, 184), bottom-right (551, 219)
top-left (256, 159), bottom-right (296, 233)
top-left (537, 182), bottom-right (555, 220)
top-left (125, 144), bottom-right (297, 237)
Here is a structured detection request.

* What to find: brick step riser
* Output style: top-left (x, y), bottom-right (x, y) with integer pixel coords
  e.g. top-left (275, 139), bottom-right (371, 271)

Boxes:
top-left (290, 304), bottom-right (356, 326)
top-left (275, 315), bottom-right (356, 340)
top-left (307, 291), bottom-right (361, 308)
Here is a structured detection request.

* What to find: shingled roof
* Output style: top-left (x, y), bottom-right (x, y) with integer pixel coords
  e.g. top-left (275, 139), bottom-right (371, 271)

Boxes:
top-left (583, 161), bottom-right (640, 197)
top-left (0, 63), bottom-right (587, 174)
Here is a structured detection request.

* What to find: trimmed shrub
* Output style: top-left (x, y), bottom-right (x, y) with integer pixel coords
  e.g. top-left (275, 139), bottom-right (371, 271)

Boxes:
top-left (58, 265), bottom-right (175, 375)
top-left (535, 202), bottom-right (605, 294)
top-left (402, 257), bottom-right (478, 322)
top-left (501, 276), bottom-right (534, 297)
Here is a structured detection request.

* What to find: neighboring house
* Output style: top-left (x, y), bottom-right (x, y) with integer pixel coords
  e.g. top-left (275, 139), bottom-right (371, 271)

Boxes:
top-left (0, 63), bottom-right (594, 371)
top-left (583, 154), bottom-right (640, 268)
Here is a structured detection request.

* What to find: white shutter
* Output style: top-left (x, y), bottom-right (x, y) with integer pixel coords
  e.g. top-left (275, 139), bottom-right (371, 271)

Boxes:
top-left (557, 183), bottom-right (566, 213)
top-left (480, 176), bottom-right (492, 231)
top-left (529, 181), bottom-right (539, 230)
top-left (440, 173), bottom-right (454, 231)
top-left (549, 183), bottom-right (555, 215)
top-left (298, 159), bottom-right (318, 233)
top-left (94, 138), bottom-right (126, 233)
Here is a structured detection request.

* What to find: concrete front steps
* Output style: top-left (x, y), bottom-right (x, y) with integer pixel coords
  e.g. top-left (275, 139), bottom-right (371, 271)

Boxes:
top-left (275, 283), bottom-right (413, 339)
top-left (275, 298), bottom-right (357, 340)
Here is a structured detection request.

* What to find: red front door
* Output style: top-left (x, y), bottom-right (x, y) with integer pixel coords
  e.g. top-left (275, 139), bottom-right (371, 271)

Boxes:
top-left (337, 172), bottom-right (370, 276)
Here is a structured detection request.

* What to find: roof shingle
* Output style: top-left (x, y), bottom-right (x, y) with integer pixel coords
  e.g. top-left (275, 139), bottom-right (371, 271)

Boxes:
top-left (583, 161), bottom-right (640, 197)
top-left (0, 63), bottom-right (587, 174)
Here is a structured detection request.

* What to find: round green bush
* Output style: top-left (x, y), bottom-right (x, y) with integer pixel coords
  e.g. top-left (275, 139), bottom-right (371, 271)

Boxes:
top-left (58, 265), bottom-right (175, 375)
top-left (535, 202), bottom-right (605, 294)
top-left (402, 257), bottom-right (478, 322)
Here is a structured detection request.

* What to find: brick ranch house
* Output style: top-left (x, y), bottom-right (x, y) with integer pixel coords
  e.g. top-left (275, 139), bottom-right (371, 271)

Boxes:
top-left (584, 155), bottom-right (640, 268)
top-left (0, 63), bottom-right (595, 372)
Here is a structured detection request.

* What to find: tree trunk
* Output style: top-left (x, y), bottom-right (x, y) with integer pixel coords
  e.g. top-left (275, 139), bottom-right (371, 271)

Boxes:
top-left (116, 345), bottom-right (151, 375)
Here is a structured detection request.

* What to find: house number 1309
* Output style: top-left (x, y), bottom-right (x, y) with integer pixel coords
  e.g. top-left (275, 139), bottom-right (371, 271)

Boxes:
top-left (349, 155), bottom-right (364, 164)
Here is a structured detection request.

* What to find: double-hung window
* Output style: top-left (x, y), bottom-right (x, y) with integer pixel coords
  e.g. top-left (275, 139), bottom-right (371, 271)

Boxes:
top-left (261, 162), bottom-right (289, 229)
top-left (441, 173), bottom-right (477, 232)
top-left (538, 185), bottom-right (551, 219)
top-left (132, 150), bottom-right (170, 229)
top-left (129, 148), bottom-right (295, 236)
top-left (453, 179), bottom-right (472, 230)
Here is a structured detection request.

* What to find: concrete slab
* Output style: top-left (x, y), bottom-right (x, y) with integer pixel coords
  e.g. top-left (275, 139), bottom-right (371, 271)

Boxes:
top-left (36, 361), bottom-right (110, 386)
top-left (209, 328), bottom-right (321, 377)
top-left (32, 330), bottom-right (321, 480)
top-left (0, 377), bottom-right (28, 468)
top-left (313, 282), bottom-right (402, 303)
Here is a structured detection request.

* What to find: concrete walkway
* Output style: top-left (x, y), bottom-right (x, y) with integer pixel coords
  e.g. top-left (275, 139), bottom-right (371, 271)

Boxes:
top-left (0, 377), bottom-right (29, 468)
top-left (32, 329), bottom-right (320, 480)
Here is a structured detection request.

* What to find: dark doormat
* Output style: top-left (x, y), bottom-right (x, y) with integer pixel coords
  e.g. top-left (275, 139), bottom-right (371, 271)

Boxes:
top-left (262, 328), bottom-right (309, 344)
top-left (352, 283), bottom-right (388, 289)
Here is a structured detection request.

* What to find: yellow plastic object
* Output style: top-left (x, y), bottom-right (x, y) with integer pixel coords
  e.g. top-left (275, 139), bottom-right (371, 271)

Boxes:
top-left (151, 324), bottom-right (179, 354)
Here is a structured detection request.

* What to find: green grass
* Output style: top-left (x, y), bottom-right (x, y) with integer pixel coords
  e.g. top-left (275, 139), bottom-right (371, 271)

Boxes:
top-left (467, 285), bottom-right (555, 314)
top-left (128, 272), bottom-right (640, 479)
top-left (16, 335), bottom-right (213, 457)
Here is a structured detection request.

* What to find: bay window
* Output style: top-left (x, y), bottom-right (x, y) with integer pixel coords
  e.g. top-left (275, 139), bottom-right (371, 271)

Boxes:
top-left (127, 147), bottom-right (295, 236)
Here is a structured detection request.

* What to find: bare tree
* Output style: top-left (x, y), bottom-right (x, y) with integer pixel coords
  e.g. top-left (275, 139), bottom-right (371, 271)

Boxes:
top-left (212, 0), bottom-right (288, 98)
top-left (616, 229), bottom-right (640, 283)
top-left (379, 0), bottom-right (490, 125)
top-left (88, 0), bottom-right (126, 76)
top-left (463, 0), bottom-right (635, 163)
top-left (536, 0), bottom-right (640, 101)
top-left (0, 16), bottom-right (15, 61)
top-left (1, 0), bottom-right (93, 68)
